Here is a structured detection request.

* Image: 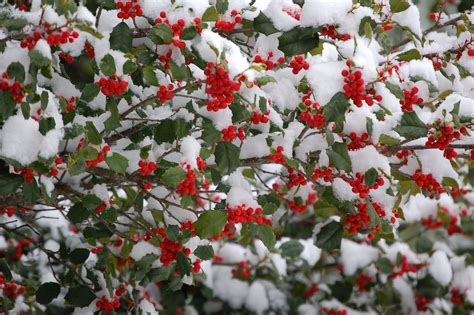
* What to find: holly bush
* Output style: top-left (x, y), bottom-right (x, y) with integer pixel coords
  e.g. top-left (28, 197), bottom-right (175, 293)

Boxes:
top-left (0, 0), bottom-right (473, 314)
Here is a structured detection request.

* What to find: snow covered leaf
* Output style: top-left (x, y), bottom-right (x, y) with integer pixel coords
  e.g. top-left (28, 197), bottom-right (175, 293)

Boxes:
top-left (110, 22), bottom-right (133, 52)
top-left (315, 221), bottom-right (343, 251)
top-left (278, 28), bottom-right (319, 56)
top-left (194, 211), bottom-right (228, 239)
top-left (396, 49), bottom-right (421, 62)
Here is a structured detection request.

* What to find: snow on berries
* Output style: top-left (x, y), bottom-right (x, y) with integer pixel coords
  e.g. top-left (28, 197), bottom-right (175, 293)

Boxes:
top-left (400, 86), bottom-right (424, 112)
top-left (116, 0), bottom-right (143, 19)
top-left (96, 76), bottom-right (128, 96)
top-left (342, 61), bottom-right (382, 107)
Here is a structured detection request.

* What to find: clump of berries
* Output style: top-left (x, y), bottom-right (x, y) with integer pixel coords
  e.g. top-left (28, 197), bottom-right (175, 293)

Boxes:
top-left (96, 76), bottom-right (128, 96)
top-left (155, 227), bottom-right (190, 266)
top-left (321, 25), bottom-right (351, 41)
top-left (347, 132), bottom-right (371, 150)
top-left (215, 10), bottom-right (242, 32)
top-left (253, 52), bottom-right (285, 70)
top-left (412, 170), bottom-right (444, 194)
top-left (86, 145), bottom-right (110, 168)
top-left (156, 84), bottom-right (175, 103)
top-left (400, 86), bottom-right (423, 112)
top-left (154, 12), bottom-right (186, 49)
top-left (289, 55), bottom-right (309, 74)
top-left (299, 99), bottom-right (326, 129)
top-left (96, 295), bottom-right (121, 313)
top-left (116, 0), bottom-right (143, 19)
top-left (21, 25), bottom-right (79, 50)
top-left (232, 261), bottom-right (253, 279)
top-left (227, 204), bottom-right (270, 225)
top-left (342, 61), bottom-right (382, 107)
top-left (221, 126), bottom-right (245, 141)
top-left (177, 166), bottom-right (197, 196)
top-left (249, 110), bottom-right (270, 124)
top-left (204, 62), bottom-right (241, 111)
top-left (346, 172), bottom-right (385, 199)
top-left (138, 160), bottom-right (157, 176)
top-left (0, 73), bottom-right (24, 104)
top-left (268, 146), bottom-right (286, 164)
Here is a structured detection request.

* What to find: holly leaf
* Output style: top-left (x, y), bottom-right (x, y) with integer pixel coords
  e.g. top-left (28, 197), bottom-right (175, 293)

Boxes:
top-left (327, 143), bottom-right (351, 172)
top-left (36, 282), bottom-right (61, 305)
top-left (110, 22), bottom-right (133, 52)
top-left (215, 142), bottom-right (240, 175)
top-left (253, 13), bottom-right (278, 35)
top-left (394, 111), bottom-right (428, 140)
top-left (315, 221), bottom-right (343, 251)
top-left (194, 211), bottom-right (228, 239)
top-left (64, 286), bottom-right (96, 307)
top-left (105, 153), bottom-right (129, 174)
top-left (160, 167), bottom-right (186, 187)
top-left (278, 27), bottom-right (319, 56)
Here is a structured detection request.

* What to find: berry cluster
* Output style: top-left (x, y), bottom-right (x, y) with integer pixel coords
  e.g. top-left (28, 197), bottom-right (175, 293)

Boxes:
top-left (204, 62), bottom-right (241, 111)
top-left (65, 96), bottom-right (76, 111)
top-left (85, 146), bottom-right (110, 168)
top-left (91, 246), bottom-right (104, 254)
top-left (154, 12), bottom-right (186, 49)
top-left (4, 239), bottom-right (31, 261)
top-left (116, 0), bottom-right (143, 19)
top-left (0, 207), bottom-right (14, 217)
top-left (84, 41), bottom-right (95, 59)
top-left (347, 173), bottom-right (385, 199)
top-left (468, 48), bottom-right (474, 57)
top-left (138, 160), bottom-right (157, 176)
top-left (355, 273), bottom-right (372, 292)
top-left (0, 276), bottom-right (25, 300)
top-left (347, 132), bottom-right (371, 150)
top-left (287, 167), bottom-right (308, 188)
top-left (232, 261), bottom-right (252, 280)
top-left (412, 170), bottom-right (445, 194)
top-left (395, 149), bottom-right (411, 164)
top-left (156, 228), bottom-right (190, 266)
top-left (268, 146), bottom-right (286, 164)
top-left (288, 199), bottom-right (308, 214)
top-left (156, 84), bottom-right (175, 103)
top-left (299, 99), bottom-right (325, 129)
top-left (21, 26), bottom-right (79, 50)
top-left (304, 283), bottom-right (318, 298)
top-left (415, 294), bottom-right (431, 312)
top-left (321, 25), bottom-right (351, 41)
top-left (96, 76), bottom-right (128, 96)
top-left (342, 62), bottom-right (382, 107)
top-left (426, 126), bottom-right (461, 150)
top-left (221, 126), bottom-right (245, 141)
top-left (177, 166), bottom-right (197, 196)
top-left (204, 62), bottom-right (240, 112)
top-left (96, 295), bottom-right (121, 313)
top-left (249, 110), bottom-right (270, 124)
top-left (58, 51), bottom-right (74, 64)
top-left (180, 221), bottom-right (195, 236)
top-left (312, 167), bottom-right (333, 182)
top-left (14, 167), bottom-right (34, 183)
top-left (289, 55), bottom-right (309, 74)
top-left (192, 259), bottom-right (201, 273)
top-left (282, 6), bottom-right (302, 21)
top-left (451, 288), bottom-right (465, 305)
top-left (227, 204), bottom-right (270, 225)
top-left (0, 73), bottom-right (24, 103)
top-left (215, 10), bottom-right (242, 32)
top-left (344, 202), bottom-right (383, 235)
top-left (391, 255), bottom-right (423, 279)
top-left (321, 308), bottom-right (347, 315)
top-left (253, 52), bottom-right (285, 71)
top-left (400, 86), bottom-right (423, 112)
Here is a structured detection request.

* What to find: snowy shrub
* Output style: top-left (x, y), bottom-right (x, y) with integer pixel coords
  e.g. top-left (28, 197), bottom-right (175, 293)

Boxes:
top-left (0, 0), bottom-right (473, 313)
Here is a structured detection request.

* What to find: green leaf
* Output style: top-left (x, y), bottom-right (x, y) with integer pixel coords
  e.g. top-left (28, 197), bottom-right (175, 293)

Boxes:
top-left (390, 0), bottom-right (410, 13)
top-left (216, 0), bottom-right (229, 13)
top-left (367, 201), bottom-right (381, 227)
top-left (161, 167), bottom-right (186, 186)
top-left (202, 6), bottom-right (219, 22)
top-left (365, 168), bottom-right (378, 187)
top-left (70, 248), bottom-right (90, 264)
top-left (85, 121), bottom-right (102, 145)
top-left (385, 82), bottom-right (404, 99)
top-left (194, 245), bottom-right (214, 260)
top-left (0, 175), bottom-right (23, 195)
top-left (315, 221), bottom-right (343, 251)
top-left (67, 203), bottom-right (90, 223)
top-left (323, 92), bottom-right (350, 123)
top-left (253, 13), bottom-right (278, 35)
top-left (29, 50), bottom-right (51, 67)
top-left (170, 60), bottom-right (190, 81)
top-left (194, 211), bottom-right (228, 239)
top-left (364, 21), bottom-right (373, 42)
top-left (215, 142), bottom-right (240, 175)
top-left (110, 22), bottom-right (133, 52)
top-left (99, 54), bottom-right (116, 76)
top-left (394, 111), bottom-right (428, 140)
top-left (397, 49), bottom-right (421, 61)
top-left (442, 177), bottom-right (459, 189)
top-left (23, 181), bottom-right (40, 202)
top-left (378, 257), bottom-right (393, 273)
top-left (327, 143), bottom-right (351, 172)
top-left (123, 60), bottom-right (138, 74)
top-left (181, 27), bottom-right (198, 40)
top-left (105, 153), bottom-right (129, 174)
top-left (143, 66), bottom-right (159, 86)
top-left (81, 83), bottom-right (100, 102)
top-left (257, 224), bottom-right (276, 249)
top-left (38, 117), bottom-right (56, 135)
top-left (64, 286), bottom-right (96, 307)
top-left (415, 235), bottom-right (433, 253)
top-left (36, 282), bottom-right (61, 305)
top-left (329, 281), bottom-right (353, 302)
top-left (150, 24), bottom-right (173, 44)
top-left (177, 251), bottom-right (192, 276)
top-left (7, 62), bottom-right (25, 82)
top-left (280, 240), bottom-right (304, 258)
top-left (0, 90), bottom-right (16, 120)
top-left (0, 260), bottom-right (12, 281)
top-left (278, 27), bottom-right (319, 56)
top-left (255, 75), bottom-right (277, 86)
top-left (104, 98), bottom-right (121, 131)
top-left (379, 134), bottom-right (400, 145)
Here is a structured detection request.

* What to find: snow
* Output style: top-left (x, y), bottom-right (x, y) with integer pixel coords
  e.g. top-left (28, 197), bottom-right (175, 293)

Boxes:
top-left (245, 281), bottom-right (269, 315)
top-left (240, 134), bottom-right (270, 159)
top-left (340, 239), bottom-right (379, 276)
top-left (180, 136), bottom-right (201, 168)
top-left (263, 0), bottom-right (300, 31)
top-left (300, 0), bottom-right (353, 27)
top-left (0, 115), bottom-right (59, 165)
top-left (130, 241), bottom-right (161, 261)
top-left (392, 5), bottom-right (422, 39)
top-left (307, 61), bottom-right (345, 105)
top-left (428, 251), bottom-right (452, 286)
top-left (33, 39), bottom-right (52, 59)
top-left (349, 145), bottom-right (391, 175)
